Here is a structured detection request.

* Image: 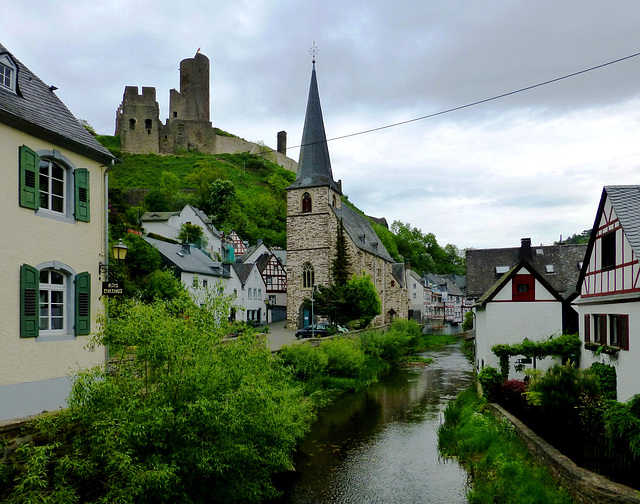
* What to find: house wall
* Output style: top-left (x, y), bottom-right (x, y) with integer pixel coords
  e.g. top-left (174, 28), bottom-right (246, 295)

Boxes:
top-left (577, 300), bottom-right (640, 402)
top-left (0, 124), bottom-right (107, 420)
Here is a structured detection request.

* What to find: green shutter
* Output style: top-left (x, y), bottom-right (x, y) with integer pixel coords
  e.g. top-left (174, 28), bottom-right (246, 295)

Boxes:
top-left (74, 168), bottom-right (90, 222)
top-left (75, 272), bottom-right (91, 335)
top-left (20, 264), bottom-right (39, 338)
top-left (19, 145), bottom-right (40, 209)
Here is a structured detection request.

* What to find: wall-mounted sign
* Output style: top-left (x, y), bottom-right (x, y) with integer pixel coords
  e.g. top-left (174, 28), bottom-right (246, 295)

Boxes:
top-left (102, 282), bottom-right (124, 296)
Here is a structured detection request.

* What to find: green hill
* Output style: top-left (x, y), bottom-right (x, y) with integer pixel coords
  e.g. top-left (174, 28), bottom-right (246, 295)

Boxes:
top-left (99, 136), bottom-right (464, 274)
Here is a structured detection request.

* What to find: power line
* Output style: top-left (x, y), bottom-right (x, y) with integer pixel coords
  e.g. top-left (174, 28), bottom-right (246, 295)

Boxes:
top-left (289, 50), bottom-right (640, 149)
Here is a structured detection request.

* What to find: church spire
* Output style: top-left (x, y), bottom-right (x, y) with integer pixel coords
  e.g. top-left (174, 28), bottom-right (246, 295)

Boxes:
top-left (288, 54), bottom-right (341, 193)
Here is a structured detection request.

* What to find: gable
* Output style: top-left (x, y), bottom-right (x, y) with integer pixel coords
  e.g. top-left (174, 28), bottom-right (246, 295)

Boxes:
top-left (580, 188), bottom-right (640, 298)
top-left (477, 263), bottom-right (562, 307)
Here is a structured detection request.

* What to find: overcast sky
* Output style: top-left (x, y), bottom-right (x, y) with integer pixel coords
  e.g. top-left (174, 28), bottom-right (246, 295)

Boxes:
top-left (4, 1), bottom-right (640, 250)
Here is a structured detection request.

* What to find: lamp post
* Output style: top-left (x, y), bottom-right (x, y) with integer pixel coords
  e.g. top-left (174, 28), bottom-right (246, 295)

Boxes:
top-left (310, 284), bottom-right (316, 338)
top-left (99, 239), bottom-right (128, 282)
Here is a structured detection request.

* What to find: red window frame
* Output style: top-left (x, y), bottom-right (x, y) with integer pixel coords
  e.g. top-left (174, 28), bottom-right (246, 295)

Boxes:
top-left (512, 274), bottom-right (535, 301)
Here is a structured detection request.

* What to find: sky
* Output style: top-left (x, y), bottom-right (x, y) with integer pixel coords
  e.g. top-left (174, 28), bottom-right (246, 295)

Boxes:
top-left (4, 1), bottom-right (640, 250)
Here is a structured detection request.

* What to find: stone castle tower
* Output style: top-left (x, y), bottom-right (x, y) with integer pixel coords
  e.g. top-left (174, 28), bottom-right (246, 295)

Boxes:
top-left (115, 52), bottom-right (297, 171)
top-left (286, 61), bottom-right (408, 328)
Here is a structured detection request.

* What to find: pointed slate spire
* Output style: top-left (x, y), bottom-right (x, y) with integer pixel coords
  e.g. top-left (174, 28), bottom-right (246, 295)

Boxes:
top-left (288, 61), bottom-right (341, 193)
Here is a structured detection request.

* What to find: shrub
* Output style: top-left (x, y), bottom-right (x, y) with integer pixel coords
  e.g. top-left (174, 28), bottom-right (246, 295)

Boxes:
top-left (279, 343), bottom-right (328, 380)
top-left (318, 337), bottom-right (366, 378)
top-left (477, 366), bottom-right (503, 402)
top-left (526, 364), bottom-right (600, 414)
top-left (590, 362), bottom-right (617, 400)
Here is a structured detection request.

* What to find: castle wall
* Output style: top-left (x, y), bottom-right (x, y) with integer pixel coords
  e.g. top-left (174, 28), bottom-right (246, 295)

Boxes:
top-left (115, 86), bottom-right (161, 154)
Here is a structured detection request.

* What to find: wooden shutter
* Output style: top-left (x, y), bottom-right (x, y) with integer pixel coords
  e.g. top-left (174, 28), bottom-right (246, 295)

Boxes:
top-left (74, 168), bottom-right (90, 222)
top-left (584, 314), bottom-right (590, 343)
top-left (620, 314), bottom-right (629, 350)
top-left (19, 145), bottom-right (40, 209)
top-left (75, 272), bottom-right (91, 335)
top-left (20, 264), bottom-right (39, 338)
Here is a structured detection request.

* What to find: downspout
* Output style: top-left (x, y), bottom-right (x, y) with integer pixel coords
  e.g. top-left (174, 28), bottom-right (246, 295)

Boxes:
top-left (103, 160), bottom-right (114, 364)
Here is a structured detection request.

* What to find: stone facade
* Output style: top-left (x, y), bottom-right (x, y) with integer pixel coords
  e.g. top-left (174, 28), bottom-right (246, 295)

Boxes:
top-left (286, 185), bottom-right (408, 328)
top-left (115, 52), bottom-right (297, 171)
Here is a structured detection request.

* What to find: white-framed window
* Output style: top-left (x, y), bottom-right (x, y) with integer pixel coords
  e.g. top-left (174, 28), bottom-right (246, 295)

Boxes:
top-left (20, 262), bottom-right (91, 340)
top-left (19, 146), bottom-right (90, 223)
top-left (0, 53), bottom-right (17, 93)
top-left (39, 269), bottom-right (66, 334)
top-left (39, 159), bottom-right (66, 213)
top-left (248, 288), bottom-right (253, 300)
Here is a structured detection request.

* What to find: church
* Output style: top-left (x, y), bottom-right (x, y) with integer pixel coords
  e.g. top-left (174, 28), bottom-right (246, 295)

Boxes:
top-left (286, 58), bottom-right (408, 328)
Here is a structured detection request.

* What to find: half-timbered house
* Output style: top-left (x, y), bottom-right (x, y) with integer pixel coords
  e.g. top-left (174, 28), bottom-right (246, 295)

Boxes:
top-left (575, 186), bottom-right (640, 401)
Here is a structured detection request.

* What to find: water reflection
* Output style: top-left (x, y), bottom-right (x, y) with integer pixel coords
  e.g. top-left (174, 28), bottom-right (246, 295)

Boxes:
top-left (270, 344), bottom-right (472, 504)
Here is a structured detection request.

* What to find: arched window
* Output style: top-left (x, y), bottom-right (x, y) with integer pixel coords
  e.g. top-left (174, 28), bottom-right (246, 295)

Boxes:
top-left (129, 118), bottom-right (136, 130)
top-left (332, 195), bottom-right (337, 207)
top-left (39, 269), bottom-right (66, 333)
top-left (302, 192), bottom-right (312, 213)
top-left (303, 263), bottom-right (315, 289)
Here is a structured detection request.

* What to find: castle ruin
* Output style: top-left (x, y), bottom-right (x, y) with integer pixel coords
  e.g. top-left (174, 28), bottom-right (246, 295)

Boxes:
top-left (115, 51), bottom-right (297, 171)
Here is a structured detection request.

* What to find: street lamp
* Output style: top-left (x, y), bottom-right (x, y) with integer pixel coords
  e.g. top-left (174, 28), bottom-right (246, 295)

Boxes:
top-left (99, 239), bottom-right (129, 280)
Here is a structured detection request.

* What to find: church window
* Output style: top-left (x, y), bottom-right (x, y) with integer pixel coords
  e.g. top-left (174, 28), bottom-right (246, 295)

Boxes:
top-left (303, 263), bottom-right (314, 289)
top-left (302, 192), bottom-right (312, 213)
top-left (129, 118), bottom-right (136, 130)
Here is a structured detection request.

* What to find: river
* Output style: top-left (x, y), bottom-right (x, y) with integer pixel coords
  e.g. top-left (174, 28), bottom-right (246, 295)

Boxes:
top-left (270, 343), bottom-right (472, 504)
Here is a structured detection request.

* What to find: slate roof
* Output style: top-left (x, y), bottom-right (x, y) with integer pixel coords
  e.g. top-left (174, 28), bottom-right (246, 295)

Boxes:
top-left (466, 240), bottom-right (586, 300)
top-left (331, 203), bottom-right (394, 262)
top-left (287, 62), bottom-right (341, 193)
top-left (577, 186), bottom-right (640, 289)
top-left (232, 262), bottom-right (255, 286)
top-left (424, 273), bottom-right (465, 297)
top-left (475, 259), bottom-right (564, 307)
top-left (0, 42), bottom-right (115, 165)
top-left (145, 237), bottom-right (230, 277)
top-left (140, 211), bottom-right (180, 222)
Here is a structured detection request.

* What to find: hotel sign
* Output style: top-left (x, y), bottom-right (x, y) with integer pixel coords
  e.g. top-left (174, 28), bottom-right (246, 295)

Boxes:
top-left (102, 282), bottom-right (124, 296)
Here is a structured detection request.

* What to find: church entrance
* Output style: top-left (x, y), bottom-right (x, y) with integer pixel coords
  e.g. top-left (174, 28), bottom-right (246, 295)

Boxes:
top-left (300, 305), bottom-right (311, 328)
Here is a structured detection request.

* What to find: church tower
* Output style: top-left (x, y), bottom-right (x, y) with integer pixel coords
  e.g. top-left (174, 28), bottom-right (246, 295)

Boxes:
top-left (286, 59), bottom-right (343, 328)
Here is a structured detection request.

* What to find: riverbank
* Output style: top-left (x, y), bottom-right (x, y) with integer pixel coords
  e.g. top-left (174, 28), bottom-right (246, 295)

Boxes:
top-left (438, 387), bottom-right (576, 504)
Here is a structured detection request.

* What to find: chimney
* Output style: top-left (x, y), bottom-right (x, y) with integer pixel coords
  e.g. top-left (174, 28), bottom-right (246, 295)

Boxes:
top-left (277, 131), bottom-right (287, 155)
top-left (405, 262), bottom-right (411, 270)
top-left (257, 238), bottom-right (264, 246)
top-left (519, 238), bottom-right (532, 261)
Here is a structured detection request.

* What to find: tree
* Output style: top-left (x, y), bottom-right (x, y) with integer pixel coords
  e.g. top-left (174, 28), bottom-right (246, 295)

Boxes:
top-left (4, 295), bottom-right (314, 503)
top-left (178, 222), bottom-right (206, 249)
top-left (331, 219), bottom-right (351, 286)
top-left (208, 179), bottom-right (237, 225)
top-left (344, 273), bottom-right (381, 327)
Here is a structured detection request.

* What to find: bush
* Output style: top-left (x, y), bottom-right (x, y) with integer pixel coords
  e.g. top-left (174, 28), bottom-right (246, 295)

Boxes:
top-left (590, 362), bottom-right (617, 400)
top-left (319, 337), bottom-right (366, 378)
top-left (477, 366), bottom-right (503, 402)
top-left (359, 319), bottom-right (422, 361)
top-left (279, 343), bottom-right (328, 380)
top-left (526, 364), bottom-right (600, 415)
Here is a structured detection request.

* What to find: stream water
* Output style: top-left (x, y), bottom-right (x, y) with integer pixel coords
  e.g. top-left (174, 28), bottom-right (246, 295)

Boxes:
top-left (270, 344), bottom-right (472, 504)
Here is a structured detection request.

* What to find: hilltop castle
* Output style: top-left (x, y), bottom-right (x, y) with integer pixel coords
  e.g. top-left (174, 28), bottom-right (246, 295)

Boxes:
top-left (115, 51), bottom-right (297, 171)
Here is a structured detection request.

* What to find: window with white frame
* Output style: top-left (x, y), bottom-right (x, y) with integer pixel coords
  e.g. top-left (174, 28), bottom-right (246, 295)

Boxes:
top-left (0, 53), bottom-right (17, 93)
top-left (20, 263), bottom-right (91, 339)
top-left (258, 289), bottom-right (262, 300)
top-left (39, 159), bottom-right (66, 213)
top-left (248, 288), bottom-right (252, 300)
top-left (39, 270), bottom-right (66, 333)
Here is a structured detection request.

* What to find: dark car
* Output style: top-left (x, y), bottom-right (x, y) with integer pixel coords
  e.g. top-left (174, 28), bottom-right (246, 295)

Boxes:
top-left (295, 322), bottom-right (331, 339)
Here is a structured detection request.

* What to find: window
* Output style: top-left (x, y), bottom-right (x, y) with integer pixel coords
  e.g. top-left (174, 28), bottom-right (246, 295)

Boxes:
top-left (609, 314), bottom-right (629, 350)
top-left (601, 232), bottom-right (616, 270)
top-left (593, 314), bottom-right (607, 345)
top-left (129, 118), bottom-right (136, 130)
top-left (495, 266), bottom-right (509, 277)
top-left (512, 274), bottom-right (535, 301)
top-left (203, 279), bottom-right (208, 288)
top-left (39, 270), bottom-right (66, 333)
top-left (303, 263), bottom-right (314, 289)
top-left (269, 295), bottom-right (276, 304)
top-left (248, 288), bottom-right (252, 300)
top-left (19, 146), bottom-right (90, 222)
top-left (0, 53), bottom-right (17, 93)
top-left (412, 293), bottom-right (417, 299)
top-left (20, 263), bottom-right (90, 339)
top-left (266, 276), bottom-right (272, 286)
top-left (302, 192), bottom-right (312, 213)
top-left (258, 289), bottom-right (262, 300)
top-left (145, 119), bottom-right (152, 132)
top-left (545, 264), bottom-right (555, 274)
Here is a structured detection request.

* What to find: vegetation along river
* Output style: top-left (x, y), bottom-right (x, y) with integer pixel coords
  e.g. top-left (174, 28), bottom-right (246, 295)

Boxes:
top-left (270, 343), bottom-right (473, 504)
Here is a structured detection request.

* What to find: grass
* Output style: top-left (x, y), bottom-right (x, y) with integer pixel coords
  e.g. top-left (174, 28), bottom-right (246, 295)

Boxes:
top-left (438, 387), bottom-right (575, 504)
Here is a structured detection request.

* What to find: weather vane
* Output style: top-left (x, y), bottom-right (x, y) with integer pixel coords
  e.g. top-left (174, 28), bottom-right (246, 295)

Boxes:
top-left (309, 41), bottom-right (319, 63)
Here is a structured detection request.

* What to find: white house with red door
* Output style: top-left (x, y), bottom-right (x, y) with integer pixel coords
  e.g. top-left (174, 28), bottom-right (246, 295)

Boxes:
top-left (474, 259), bottom-right (569, 379)
top-left (575, 186), bottom-right (640, 402)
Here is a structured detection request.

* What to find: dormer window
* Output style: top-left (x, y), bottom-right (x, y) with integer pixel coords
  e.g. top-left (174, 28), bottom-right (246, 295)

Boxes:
top-left (0, 53), bottom-right (18, 93)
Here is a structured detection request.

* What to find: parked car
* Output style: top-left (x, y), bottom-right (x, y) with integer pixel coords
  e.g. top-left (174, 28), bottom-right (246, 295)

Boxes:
top-left (295, 322), bottom-right (349, 339)
top-left (295, 322), bottom-right (331, 339)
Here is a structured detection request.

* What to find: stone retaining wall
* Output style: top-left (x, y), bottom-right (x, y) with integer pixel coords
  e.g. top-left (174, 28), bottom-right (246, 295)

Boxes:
top-left (491, 403), bottom-right (640, 504)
